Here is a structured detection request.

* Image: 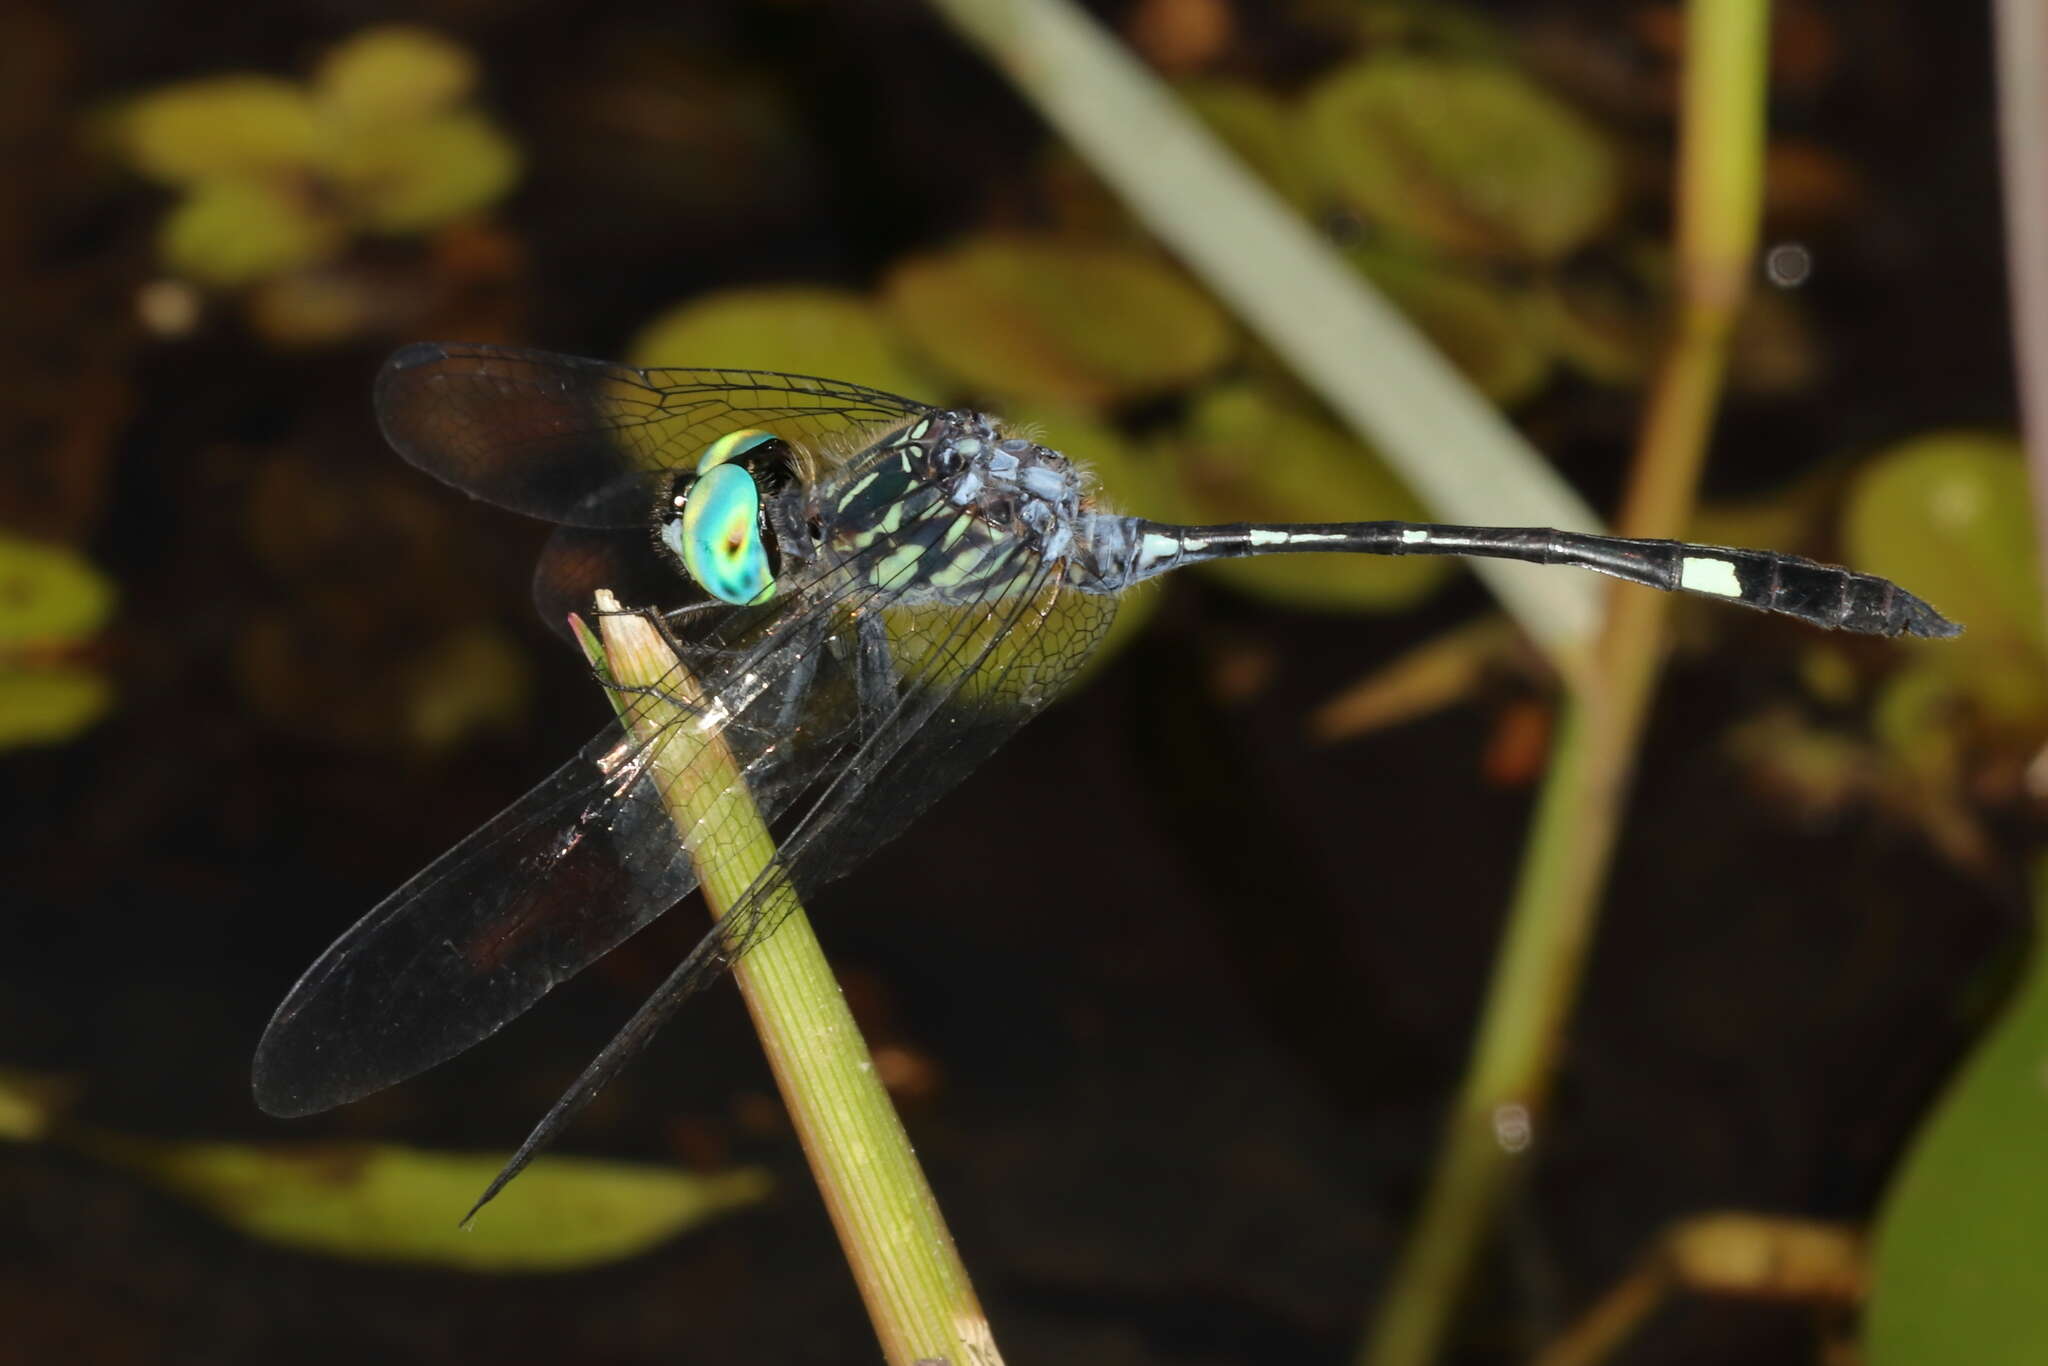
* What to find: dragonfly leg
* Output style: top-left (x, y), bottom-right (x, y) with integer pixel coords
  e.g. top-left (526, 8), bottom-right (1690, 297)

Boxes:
top-left (855, 611), bottom-right (899, 741)
top-left (771, 618), bottom-right (827, 735)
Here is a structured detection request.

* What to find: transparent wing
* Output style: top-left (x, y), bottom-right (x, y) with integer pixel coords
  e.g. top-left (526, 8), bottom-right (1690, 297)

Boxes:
top-left (259, 410), bottom-right (1114, 1211)
top-left (374, 342), bottom-right (937, 528)
top-left (251, 723), bottom-right (713, 1116)
top-left (530, 524), bottom-right (697, 641)
top-left (465, 542), bottom-right (1118, 1212)
top-left (252, 551), bottom-right (879, 1117)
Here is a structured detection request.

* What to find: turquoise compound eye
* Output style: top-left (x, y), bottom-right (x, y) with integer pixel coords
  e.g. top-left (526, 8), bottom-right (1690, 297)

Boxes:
top-left (696, 428), bottom-right (778, 474)
top-left (675, 463), bottom-right (777, 605)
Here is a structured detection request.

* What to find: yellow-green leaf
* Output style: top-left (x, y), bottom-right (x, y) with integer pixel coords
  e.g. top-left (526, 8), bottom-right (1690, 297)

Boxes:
top-left (405, 626), bottom-right (531, 751)
top-left (96, 1136), bottom-right (770, 1272)
top-left (1867, 855), bottom-right (2048, 1365)
top-left (1348, 246), bottom-right (1549, 405)
top-left (887, 238), bottom-right (1234, 408)
top-left (0, 1068), bottom-right (80, 1142)
top-left (1842, 432), bottom-right (2041, 659)
top-left (1158, 383), bottom-right (1451, 611)
top-left (159, 178), bottom-right (345, 287)
top-left (315, 25), bottom-right (477, 126)
top-left (1306, 56), bottom-right (1620, 263)
top-left (0, 667), bottom-right (113, 748)
top-left (245, 266), bottom-right (384, 347)
top-left (115, 75), bottom-right (321, 184)
top-left (325, 109), bottom-right (520, 234)
top-left (629, 287), bottom-right (936, 398)
top-left (0, 536), bottom-right (115, 646)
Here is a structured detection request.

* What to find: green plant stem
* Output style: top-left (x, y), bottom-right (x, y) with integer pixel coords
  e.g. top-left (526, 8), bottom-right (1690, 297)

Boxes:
top-left (1993, 0), bottom-right (2048, 626)
top-left (1357, 4), bottom-right (1769, 1364)
top-left (584, 595), bottom-right (997, 1366)
top-left (924, 0), bottom-right (1608, 675)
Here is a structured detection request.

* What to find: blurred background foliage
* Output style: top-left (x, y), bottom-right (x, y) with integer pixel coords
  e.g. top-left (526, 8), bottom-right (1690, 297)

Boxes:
top-left (1, 0), bottom-right (2041, 1362)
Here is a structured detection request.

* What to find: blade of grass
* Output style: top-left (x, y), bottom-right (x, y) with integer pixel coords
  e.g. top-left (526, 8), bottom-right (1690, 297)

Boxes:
top-left (579, 596), bottom-right (999, 1366)
top-left (924, 0), bottom-right (1607, 678)
top-left (1357, 3), bottom-right (1771, 1363)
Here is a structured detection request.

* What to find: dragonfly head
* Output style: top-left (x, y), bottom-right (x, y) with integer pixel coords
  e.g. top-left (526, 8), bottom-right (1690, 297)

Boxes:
top-left (657, 429), bottom-right (801, 605)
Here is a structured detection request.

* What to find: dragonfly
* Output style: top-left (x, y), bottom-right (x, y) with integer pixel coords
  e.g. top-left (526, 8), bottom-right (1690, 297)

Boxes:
top-left (252, 343), bottom-right (1959, 1214)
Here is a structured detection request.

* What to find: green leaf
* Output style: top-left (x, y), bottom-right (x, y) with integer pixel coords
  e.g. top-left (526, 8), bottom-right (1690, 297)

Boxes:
top-left (0, 536), bottom-right (114, 647)
top-left (404, 626), bottom-right (531, 751)
top-left (886, 237), bottom-right (1234, 408)
top-left (629, 287), bottom-right (937, 399)
top-left (95, 1135), bottom-right (770, 1272)
top-left (159, 178), bottom-right (346, 287)
top-left (1306, 56), bottom-right (1620, 263)
top-left (1867, 856), bottom-right (2048, 1365)
top-left (0, 667), bottom-right (113, 749)
top-left (0, 1068), bottom-right (79, 1142)
top-left (1347, 246), bottom-right (1550, 405)
top-left (1842, 432), bottom-right (2042, 659)
top-left (324, 108), bottom-right (520, 234)
top-left (114, 76), bottom-right (321, 184)
top-left (1157, 383), bottom-right (1452, 611)
top-left (315, 25), bottom-right (477, 126)
top-left (245, 266), bottom-right (384, 347)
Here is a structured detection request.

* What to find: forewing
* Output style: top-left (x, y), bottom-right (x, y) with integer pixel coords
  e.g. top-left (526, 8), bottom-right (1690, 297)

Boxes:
top-left (251, 723), bottom-right (708, 1116)
top-left (463, 536), bottom-right (1117, 1211)
top-left (251, 569), bottom-right (872, 1117)
top-left (374, 343), bottom-right (935, 528)
top-left (531, 524), bottom-right (697, 642)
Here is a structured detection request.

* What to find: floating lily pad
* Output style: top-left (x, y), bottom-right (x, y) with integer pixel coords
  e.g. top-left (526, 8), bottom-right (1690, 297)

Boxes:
top-left (115, 76), bottom-right (321, 184)
top-left (92, 1134), bottom-right (770, 1272)
top-left (1155, 383), bottom-right (1450, 611)
top-left (405, 626), bottom-right (530, 751)
top-left (324, 109), bottom-right (520, 235)
top-left (245, 266), bottom-right (387, 347)
top-left (0, 668), bottom-right (113, 749)
top-left (159, 178), bottom-right (345, 287)
top-left (629, 287), bottom-right (936, 399)
top-left (1307, 56), bottom-right (1619, 263)
top-left (1867, 856), bottom-right (2048, 1366)
top-left (1842, 432), bottom-right (2041, 658)
top-left (0, 1069), bottom-right (77, 1142)
top-left (315, 25), bottom-right (477, 126)
top-left (886, 238), bottom-right (1233, 408)
top-left (1348, 246), bottom-right (1549, 405)
top-left (0, 536), bottom-right (115, 646)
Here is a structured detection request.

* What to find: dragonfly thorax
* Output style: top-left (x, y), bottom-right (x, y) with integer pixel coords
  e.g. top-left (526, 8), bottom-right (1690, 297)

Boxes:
top-left (813, 411), bottom-right (1091, 603)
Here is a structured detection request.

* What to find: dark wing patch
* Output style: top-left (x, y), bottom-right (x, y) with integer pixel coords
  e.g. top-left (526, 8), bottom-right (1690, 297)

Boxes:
top-left (375, 343), bottom-right (936, 529)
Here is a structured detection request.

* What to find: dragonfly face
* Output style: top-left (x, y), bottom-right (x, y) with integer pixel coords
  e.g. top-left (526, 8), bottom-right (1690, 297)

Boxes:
top-left (254, 342), bottom-right (1957, 1218)
top-left (655, 430), bottom-right (800, 606)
